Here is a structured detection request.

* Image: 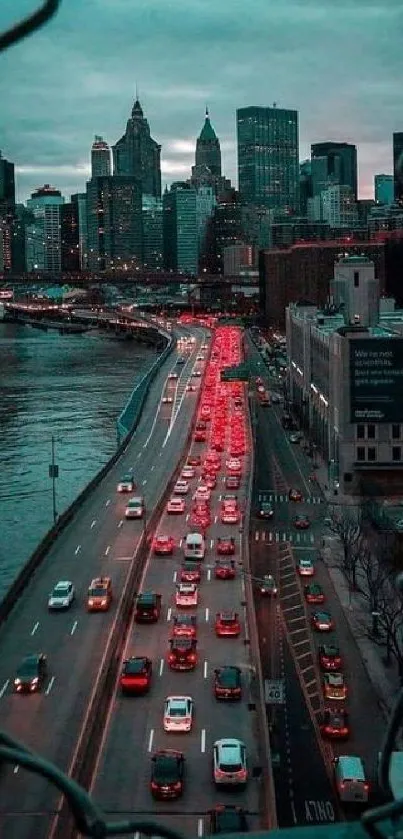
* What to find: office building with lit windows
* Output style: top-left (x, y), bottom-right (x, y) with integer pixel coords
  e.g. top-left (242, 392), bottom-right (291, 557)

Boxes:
top-left (236, 105), bottom-right (299, 212)
top-left (163, 182), bottom-right (198, 275)
top-left (375, 174), bottom-right (394, 206)
top-left (393, 133), bottom-right (403, 203)
top-left (286, 255), bottom-right (403, 496)
top-left (86, 175), bottom-right (142, 271)
top-left (26, 184), bottom-right (64, 272)
top-left (91, 136), bottom-right (111, 178)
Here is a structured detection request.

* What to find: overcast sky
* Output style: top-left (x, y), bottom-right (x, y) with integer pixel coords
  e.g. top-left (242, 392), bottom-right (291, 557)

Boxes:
top-left (0, 0), bottom-right (401, 203)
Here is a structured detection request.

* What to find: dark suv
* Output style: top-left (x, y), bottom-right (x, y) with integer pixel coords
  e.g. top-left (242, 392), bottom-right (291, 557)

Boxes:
top-left (207, 805), bottom-right (248, 834)
top-left (14, 654), bottom-right (47, 693)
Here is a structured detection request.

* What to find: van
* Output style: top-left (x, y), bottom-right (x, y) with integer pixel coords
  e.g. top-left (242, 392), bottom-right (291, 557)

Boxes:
top-left (183, 532), bottom-right (205, 560)
top-left (334, 756), bottom-right (369, 803)
top-left (125, 496), bottom-right (145, 519)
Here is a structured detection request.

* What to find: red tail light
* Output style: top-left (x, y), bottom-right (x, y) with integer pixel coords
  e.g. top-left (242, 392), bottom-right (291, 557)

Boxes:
top-left (153, 608), bottom-right (158, 616)
top-left (188, 654), bottom-right (196, 662)
top-left (168, 654), bottom-right (175, 663)
top-left (151, 781), bottom-right (159, 790)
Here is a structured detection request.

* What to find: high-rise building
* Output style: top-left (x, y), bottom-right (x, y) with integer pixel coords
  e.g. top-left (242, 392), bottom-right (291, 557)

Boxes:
top-left (374, 174), bottom-right (394, 205)
top-left (0, 151), bottom-right (15, 214)
top-left (91, 136), bottom-right (111, 178)
top-left (142, 195), bottom-right (163, 269)
top-left (393, 133), bottom-right (403, 203)
top-left (163, 182), bottom-right (198, 275)
top-left (299, 159), bottom-right (312, 215)
top-left (86, 175), bottom-right (142, 271)
top-left (61, 201), bottom-right (80, 272)
top-left (236, 105), bottom-right (299, 212)
top-left (26, 185), bottom-right (65, 272)
top-left (320, 185), bottom-right (358, 228)
top-left (113, 99), bottom-right (161, 199)
top-left (311, 141), bottom-right (358, 200)
top-left (195, 108), bottom-right (221, 177)
top-left (71, 193), bottom-right (88, 270)
top-left (195, 185), bottom-right (216, 268)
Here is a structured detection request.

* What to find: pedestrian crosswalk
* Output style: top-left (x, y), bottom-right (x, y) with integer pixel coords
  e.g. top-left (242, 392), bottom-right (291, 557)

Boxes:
top-left (254, 529), bottom-right (316, 544)
top-left (257, 492), bottom-right (323, 505)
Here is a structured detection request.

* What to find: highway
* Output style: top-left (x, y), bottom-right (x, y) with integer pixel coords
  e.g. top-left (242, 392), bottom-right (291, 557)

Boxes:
top-left (0, 325), bottom-right (208, 839)
top-left (246, 335), bottom-right (386, 823)
top-left (90, 327), bottom-right (262, 838)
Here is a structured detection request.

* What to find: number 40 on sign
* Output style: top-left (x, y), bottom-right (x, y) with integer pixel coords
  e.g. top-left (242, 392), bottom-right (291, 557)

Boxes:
top-left (264, 679), bottom-right (285, 705)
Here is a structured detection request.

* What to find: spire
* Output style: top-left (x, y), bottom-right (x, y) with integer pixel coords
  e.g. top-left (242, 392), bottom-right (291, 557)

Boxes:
top-left (131, 96), bottom-right (144, 118)
top-left (199, 109), bottom-right (217, 142)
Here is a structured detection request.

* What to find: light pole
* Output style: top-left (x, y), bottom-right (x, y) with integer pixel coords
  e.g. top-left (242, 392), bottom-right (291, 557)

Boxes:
top-left (49, 435), bottom-right (59, 525)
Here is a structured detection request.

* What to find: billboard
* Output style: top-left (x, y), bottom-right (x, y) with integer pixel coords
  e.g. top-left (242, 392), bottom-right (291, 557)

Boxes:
top-left (350, 338), bottom-right (403, 423)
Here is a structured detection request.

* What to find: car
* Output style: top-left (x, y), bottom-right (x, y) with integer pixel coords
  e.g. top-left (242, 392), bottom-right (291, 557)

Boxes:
top-left (205, 473), bottom-right (217, 489)
top-left (194, 484), bottom-right (211, 502)
top-left (167, 496), bottom-right (185, 515)
top-left (311, 610), bottom-right (334, 632)
top-left (153, 535), bottom-right (175, 556)
top-left (135, 592), bottom-right (162, 623)
top-left (168, 372), bottom-right (179, 380)
top-left (194, 430), bottom-right (206, 442)
top-left (188, 455), bottom-right (201, 467)
top-left (257, 501), bottom-right (274, 519)
top-left (289, 488), bottom-right (303, 502)
top-left (320, 707), bottom-right (350, 740)
top-left (225, 475), bottom-right (241, 491)
top-left (190, 502), bottom-right (211, 529)
top-left (117, 473), bottom-right (135, 493)
top-left (217, 536), bottom-right (235, 555)
top-left (259, 574), bottom-right (278, 596)
top-left (173, 479), bottom-right (189, 495)
top-left (220, 497), bottom-right (241, 524)
top-left (176, 357), bottom-right (186, 365)
top-left (319, 644), bottom-right (343, 671)
top-left (304, 583), bottom-right (325, 604)
top-left (213, 739), bottom-right (248, 786)
top-left (186, 384), bottom-right (196, 392)
top-left (215, 559), bottom-right (236, 580)
top-left (214, 666), bottom-right (242, 700)
top-left (180, 562), bottom-right (201, 583)
top-left (150, 750), bottom-right (185, 799)
top-left (182, 466), bottom-right (195, 479)
top-left (176, 584), bottom-right (198, 607)
top-left (323, 673), bottom-right (348, 701)
top-left (192, 370), bottom-right (202, 377)
top-left (215, 611), bottom-right (241, 637)
top-left (87, 576), bottom-right (113, 611)
top-left (14, 654), bottom-right (47, 693)
top-left (163, 696), bottom-right (194, 732)
top-left (226, 458), bottom-right (242, 476)
top-left (124, 496), bottom-right (145, 519)
top-left (297, 557), bottom-right (315, 576)
top-left (172, 614), bottom-right (197, 638)
top-left (207, 805), bottom-right (248, 835)
top-left (162, 395), bottom-right (173, 404)
top-left (168, 638), bottom-right (198, 670)
top-left (120, 656), bottom-right (152, 694)
top-left (48, 580), bottom-right (75, 610)
top-left (294, 515), bottom-right (311, 530)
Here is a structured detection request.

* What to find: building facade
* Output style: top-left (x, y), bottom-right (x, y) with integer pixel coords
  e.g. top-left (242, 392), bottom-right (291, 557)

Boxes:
top-left (375, 174), bottom-right (394, 206)
top-left (61, 201), bottom-right (80, 271)
top-left (71, 193), bottom-right (88, 270)
top-left (26, 185), bottom-right (65, 272)
top-left (311, 141), bottom-right (358, 200)
top-left (393, 133), bottom-right (403, 203)
top-left (237, 105), bottom-right (299, 212)
top-left (86, 175), bottom-right (142, 271)
top-left (286, 255), bottom-right (403, 495)
top-left (113, 99), bottom-right (161, 199)
top-left (91, 136), bottom-right (111, 178)
top-left (163, 182), bottom-right (198, 275)
top-left (142, 195), bottom-right (163, 269)
top-left (320, 185), bottom-right (358, 228)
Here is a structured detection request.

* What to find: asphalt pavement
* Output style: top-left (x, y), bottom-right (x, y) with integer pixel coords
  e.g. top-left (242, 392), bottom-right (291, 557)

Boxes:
top-left (0, 327), bottom-right (208, 839)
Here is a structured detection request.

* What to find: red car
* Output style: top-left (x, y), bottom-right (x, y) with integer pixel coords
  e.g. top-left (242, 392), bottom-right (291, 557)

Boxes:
top-left (190, 503), bottom-right (211, 529)
top-left (194, 430), bottom-right (206, 443)
top-left (226, 458), bottom-right (242, 477)
top-left (319, 644), bottom-right (343, 671)
top-left (120, 656), bottom-right (152, 694)
top-left (217, 536), bottom-right (235, 555)
top-left (294, 515), bottom-right (311, 530)
top-left (320, 707), bottom-right (349, 740)
top-left (311, 611), bottom-right (334, 632)
top-left (153, 535), bottom-right (174, 556)
top-left (172, 614), bottom-right (197, 638)
top-left (180, 562), bottom-right (201, 583)
top-left (215, 611), bottom-right (241, 637)
top-left (205, 473), bottom-right (217, 489)
top-left (215, 559), bottom-right (236, 580)
top-left (168, 638), bottom-right (198, 670)
top-left (304, 584), bottom-right (325, 604)
top-left (289, 488), bottom-right (303, 502)
top-left (220, 498), bottom-right (241, 525)
top-left (187, 455), bottom-right (201, 467)
top-left (225, 475), bottom-right (240, 490)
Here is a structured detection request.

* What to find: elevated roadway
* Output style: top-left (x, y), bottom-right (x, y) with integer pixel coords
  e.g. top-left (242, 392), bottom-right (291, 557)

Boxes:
top-left (0, 327), bottom-right (207, 839)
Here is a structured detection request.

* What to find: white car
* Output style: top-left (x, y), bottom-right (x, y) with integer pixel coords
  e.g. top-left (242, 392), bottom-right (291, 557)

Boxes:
top-left (213, 739), bottom-right (248, 786)
top-left (226, 458), bottom-right (242, 471)
top-left (168, 372), bottom-right (178, 380)
top-left (297, 558), bottom-right (315, 576)
top-left (162, 396), bottom-right (173, 404)
top-left (176, 584), bottom-right (198, 607)
top-left (182, 466), bottom-right (195, 479)
top-left (193, 485), bottom-right (211, 502)
top-left (174, 479), bottom-right (189, 495)
top-left (117, 474), bottom-right (135, 493)
top-left (163, 695), bottom-right (194, 732)
top-left (167, 496), bottom-right (185, 514)
top-left (48, 580), bottom-right (75, 610)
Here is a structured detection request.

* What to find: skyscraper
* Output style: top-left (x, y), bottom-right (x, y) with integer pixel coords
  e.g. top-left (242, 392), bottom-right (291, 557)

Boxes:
top-left (195, 109), bottom-right (221, 177)
top-left (113, 98), bottom-right (161, 199)
top-left (163, 182), bottom-right (198, 275)
top-left (393, 133), bottom-right (403, 203)
top-left (61, 200), bottom-right (80, 272)
top-left (311, 142), bottom-right (358, 200)
top-left (71, 193), bottom-right (88, 269)
top-left (236, 105), bottom-right (299, 212)
top-left (91, 136), bottom-right (111, 178)
top-left (0, 151), bottom-right (15, 214)
top-left (374, 174), bottom-right (394, 205)
top-left (142, 195), bottom-right (163, 269)
top-left (86, 176), bottom-right (142, 271)
top-left (26, 185), bottom-right (65, 272)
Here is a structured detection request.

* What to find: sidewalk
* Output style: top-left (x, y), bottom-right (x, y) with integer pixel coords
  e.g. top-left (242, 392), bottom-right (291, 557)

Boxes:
top-left (306, 444), bottom-right (399, 721)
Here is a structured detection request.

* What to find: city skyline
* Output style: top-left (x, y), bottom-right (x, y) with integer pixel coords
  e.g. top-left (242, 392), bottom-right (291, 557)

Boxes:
top-left (0, 0), bottom-right (401, 203)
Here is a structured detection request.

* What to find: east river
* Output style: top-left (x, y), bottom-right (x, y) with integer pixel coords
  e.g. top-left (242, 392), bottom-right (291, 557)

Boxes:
top-left (0, 322), bottom-right (155, 599)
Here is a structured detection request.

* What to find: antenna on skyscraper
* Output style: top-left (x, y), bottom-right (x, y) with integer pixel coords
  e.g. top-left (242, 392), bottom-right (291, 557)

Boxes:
top-left (205, 104), bottom-right (209, 117)
top-left (136, 81), bottom-right (140, 101)
top-left (273, 101), bottom-right (277, 108)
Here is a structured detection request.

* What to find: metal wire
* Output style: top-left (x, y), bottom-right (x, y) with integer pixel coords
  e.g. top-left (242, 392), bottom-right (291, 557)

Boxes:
top-left (0, 0), bottom-right (61, 53)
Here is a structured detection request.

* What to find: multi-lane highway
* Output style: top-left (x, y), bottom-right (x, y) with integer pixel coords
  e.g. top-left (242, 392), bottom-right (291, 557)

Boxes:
top-left (0, 326), bottom-right (209, 839)
top-left (246, 335), bottom-right (386, 824)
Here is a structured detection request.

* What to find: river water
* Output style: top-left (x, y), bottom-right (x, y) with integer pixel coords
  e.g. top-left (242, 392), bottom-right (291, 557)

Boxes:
top-left (0, 323), bottom-right (155, 599)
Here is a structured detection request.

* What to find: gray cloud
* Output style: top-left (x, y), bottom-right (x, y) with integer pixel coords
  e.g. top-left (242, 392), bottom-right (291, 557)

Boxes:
top-left (0, 0), bottom-right (402, 200)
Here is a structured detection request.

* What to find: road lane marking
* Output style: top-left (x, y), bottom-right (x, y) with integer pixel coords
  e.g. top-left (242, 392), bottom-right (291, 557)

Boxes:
top-left (204, 661), bottom-right (208, 679)
top-left (142, 479), bottom-right (147, 486)
top-left (118, 520), bottom-right (123, 528)
top-left (186, 514), bottom-right (190, 522)
top-left (201, 729), bottom-right (206, 753)
top-left (75, 545), bottom-right (81, 555)
top-left (179, 538), bottom-right (183, 547)
top-left (205, 608), bottom-right (209, 622)
top-left (70, 621), bottom-right (78, 636)
top-left (148, 729), bottom-right (154, 752)
top-left (151, 465), bottom-right (155, 471)
top-left (31, 621), bottom-right (39, 636)
top-left (210, 539), bottom-right (214, 548)
top-left (105, 546), bottom-right (110, 556)
top-left (167, 607), bottom-right (172, 622)
top-left (91, 519), bottom-right (96, 529)
top-left (137, 452), bottom-right (142, 458)
top-left (173, 571), bottom-right (177, 583)
top-left (159, 658), bottom-right (164, 677)
top-left (13, 765), bottom-right (19, 774)
top-left (198, 819), bottom-right (204, 837)
top-left (214, 515), bottom-right (218, 523)
top-left (45, 676), bottom-right (55, 696)
top-left (0, 680), bottom-right (9, 698)
top-left (207, 568), bottom-right (211, 581)
top-left (105, 499), bottom-right (111, 507)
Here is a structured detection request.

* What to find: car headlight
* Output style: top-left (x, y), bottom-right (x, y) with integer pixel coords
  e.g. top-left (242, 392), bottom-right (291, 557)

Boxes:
top-left (14, 678), bottom-right (21, 685)
top-left (62, 599), bottom-right (69, 606)
top-left (31, 677), bottom-right (38, 685)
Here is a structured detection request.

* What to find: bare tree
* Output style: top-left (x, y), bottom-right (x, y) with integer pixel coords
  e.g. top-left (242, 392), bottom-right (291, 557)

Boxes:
top-left (325, 505), bottom-right (366, 588)
top-left (368, 579), bottom-right (403, 678)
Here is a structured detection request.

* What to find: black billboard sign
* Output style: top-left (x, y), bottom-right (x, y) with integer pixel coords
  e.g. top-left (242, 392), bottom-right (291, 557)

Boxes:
top-left (350, 338), bottom-right (403, 423)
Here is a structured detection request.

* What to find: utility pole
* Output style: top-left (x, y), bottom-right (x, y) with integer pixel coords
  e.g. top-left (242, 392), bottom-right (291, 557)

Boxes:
top-left (49, 435), bottom-right (59, 525)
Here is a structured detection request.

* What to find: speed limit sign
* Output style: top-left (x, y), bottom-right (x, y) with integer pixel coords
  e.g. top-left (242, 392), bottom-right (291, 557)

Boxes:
top-left (264, 679), bottom-right (285, 705)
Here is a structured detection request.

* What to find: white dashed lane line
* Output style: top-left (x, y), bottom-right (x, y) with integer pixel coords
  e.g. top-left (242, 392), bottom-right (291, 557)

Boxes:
top-left (203, 661), bottom-right (208, 679)
top-left (200, 729), bottom-right (206, 753)
top-left (148, 729), bottom-right (154, 752)
top-left (45, 676), bottom-right (55, 696)
top-left (31, 621), bottom-right (39, 636)
top-left (118, 520), bottom-right (123, 528)
top-left (159, 659), bottom-right (164, 676)
top-left (105, 546), bottom-right (110, 556)
top-left (0, 680), bottom-right (9, 698)
top-left (90, 520), bottom-right (96, 529)
top-left (70, 621), bottom-right (78, 636)
top-left (75, 545), bottom-right (81, 555)
top-left (105, 499), bottom-right (111, 507)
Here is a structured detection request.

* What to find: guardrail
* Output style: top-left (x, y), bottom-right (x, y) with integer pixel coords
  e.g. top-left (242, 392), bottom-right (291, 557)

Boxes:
top-left (0, 328), bottom-right (174, 628)
top-left (116, 334), bottom-right (174, 443)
